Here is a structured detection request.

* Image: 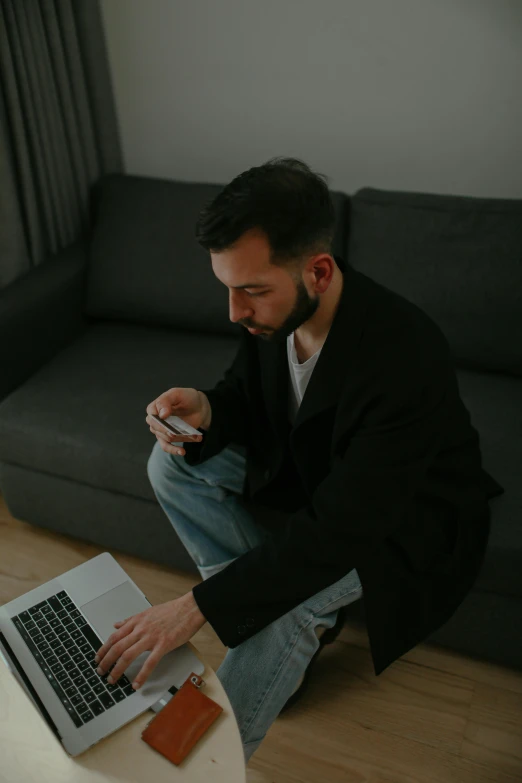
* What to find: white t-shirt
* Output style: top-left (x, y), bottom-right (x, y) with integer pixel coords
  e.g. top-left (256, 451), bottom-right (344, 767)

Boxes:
top-left (287, 332), bottom-right (323, 424)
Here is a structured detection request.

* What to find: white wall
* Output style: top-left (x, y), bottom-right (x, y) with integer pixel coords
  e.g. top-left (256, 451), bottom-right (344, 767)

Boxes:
top-left (100, 0), bottom-right (522, 198)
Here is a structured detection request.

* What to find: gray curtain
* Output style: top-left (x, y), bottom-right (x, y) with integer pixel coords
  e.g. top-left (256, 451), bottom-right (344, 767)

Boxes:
top-left (0, 0), bottom-right (123, 289)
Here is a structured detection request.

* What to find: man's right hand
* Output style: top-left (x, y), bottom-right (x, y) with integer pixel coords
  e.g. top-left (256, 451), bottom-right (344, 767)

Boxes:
top-left (146, 388), bottom-right (212, 456)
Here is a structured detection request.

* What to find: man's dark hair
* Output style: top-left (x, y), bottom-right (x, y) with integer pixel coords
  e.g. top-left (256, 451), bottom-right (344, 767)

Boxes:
top-left (195, 156), bottom-right (336, 274)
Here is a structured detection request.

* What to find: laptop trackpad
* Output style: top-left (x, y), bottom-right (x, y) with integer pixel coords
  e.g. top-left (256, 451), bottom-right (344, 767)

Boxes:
top-left (79, 581), bottom-right (203, 691)
top-left (80, 581), bottom-right (149, 644)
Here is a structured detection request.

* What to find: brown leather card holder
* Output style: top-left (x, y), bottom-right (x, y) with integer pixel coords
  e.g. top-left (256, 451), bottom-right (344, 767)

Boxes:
top-left (141, 672), bottom-right (223, 765)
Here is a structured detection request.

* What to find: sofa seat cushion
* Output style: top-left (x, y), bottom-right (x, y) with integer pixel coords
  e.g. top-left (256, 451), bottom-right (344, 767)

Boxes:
top-left (455, 368), bottom-right (522, 599)
top-left (0, 322), bottom-right (241, 501)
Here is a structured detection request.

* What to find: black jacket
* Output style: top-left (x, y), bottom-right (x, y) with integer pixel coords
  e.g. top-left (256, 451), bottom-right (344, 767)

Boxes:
top-left (185, 255), bottom-right (504, 676)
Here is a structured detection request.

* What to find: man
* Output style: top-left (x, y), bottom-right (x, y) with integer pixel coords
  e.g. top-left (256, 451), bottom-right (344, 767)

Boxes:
top-left (95, 157), bottom-right (504, 763)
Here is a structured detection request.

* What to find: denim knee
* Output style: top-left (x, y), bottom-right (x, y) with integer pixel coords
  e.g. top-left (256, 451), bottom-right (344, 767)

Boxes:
top-left (146, 439), bottom-right (180, 489)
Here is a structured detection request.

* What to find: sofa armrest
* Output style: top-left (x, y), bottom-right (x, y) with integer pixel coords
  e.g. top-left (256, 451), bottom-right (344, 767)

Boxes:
top-left (0, 239), bottom-right (90, 401)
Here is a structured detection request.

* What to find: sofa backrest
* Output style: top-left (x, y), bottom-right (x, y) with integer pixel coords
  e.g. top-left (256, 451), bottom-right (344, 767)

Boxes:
top-left (84, 173), bottom-right (348, 338)
top-left (346, 187), bottom-right (522, 377)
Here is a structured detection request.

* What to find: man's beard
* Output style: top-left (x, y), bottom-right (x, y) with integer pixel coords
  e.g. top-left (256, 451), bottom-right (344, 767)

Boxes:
top-left (254, 277), bottom-right (320, 343)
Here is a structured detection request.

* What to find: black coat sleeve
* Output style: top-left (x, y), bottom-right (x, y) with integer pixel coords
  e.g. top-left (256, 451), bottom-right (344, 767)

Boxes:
top-left (191, 333), bottom-right (452, 648)
top-left (182, 327), bottom-right (253, 467)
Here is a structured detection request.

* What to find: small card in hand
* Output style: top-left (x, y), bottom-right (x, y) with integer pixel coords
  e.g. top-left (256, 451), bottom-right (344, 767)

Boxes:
top-left (141, 672), bottom-right (223, 766)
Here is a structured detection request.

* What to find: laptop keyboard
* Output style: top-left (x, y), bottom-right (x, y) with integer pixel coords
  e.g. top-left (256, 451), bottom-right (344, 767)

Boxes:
top-left (11, 589), bottom-right (136, 728)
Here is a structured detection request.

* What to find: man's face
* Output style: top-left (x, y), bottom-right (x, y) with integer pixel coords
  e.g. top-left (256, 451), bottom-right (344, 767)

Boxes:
top-left (211, 229), bottom-right (320, 343)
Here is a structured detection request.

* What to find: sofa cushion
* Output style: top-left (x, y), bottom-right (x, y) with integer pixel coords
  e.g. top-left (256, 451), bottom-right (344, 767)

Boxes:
top-left (84, 173), bottom-right (348, 336)
top-left (454, 368), bottom-right (522, 599)
top-left (0, 321), bottom-right (241, 502)
top-left (346, 187), bottom-right (522, 377)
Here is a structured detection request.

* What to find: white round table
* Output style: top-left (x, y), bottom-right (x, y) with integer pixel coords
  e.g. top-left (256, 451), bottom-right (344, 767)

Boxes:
top-left (0, 640), bottom-right (246, 782)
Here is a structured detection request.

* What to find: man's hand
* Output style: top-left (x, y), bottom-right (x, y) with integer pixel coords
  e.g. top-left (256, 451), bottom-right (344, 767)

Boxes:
top-left (93, 591), bottom-right (207, 690)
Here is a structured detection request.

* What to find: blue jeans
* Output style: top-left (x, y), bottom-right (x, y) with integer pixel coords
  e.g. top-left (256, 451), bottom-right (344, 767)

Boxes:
top-left (147, 440), bottom-right (363, 765)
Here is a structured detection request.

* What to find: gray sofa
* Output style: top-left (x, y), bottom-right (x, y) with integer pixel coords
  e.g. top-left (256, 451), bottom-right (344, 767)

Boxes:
top-left (1, 173), bottom-right (520, 673)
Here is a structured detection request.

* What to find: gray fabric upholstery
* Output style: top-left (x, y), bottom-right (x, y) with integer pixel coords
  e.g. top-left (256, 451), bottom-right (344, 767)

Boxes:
top-left (346, 187), bottom-right (522, 377)
top-left (0, 461), bottom-right (198, 575)
top-left (84, 173), bottom-right (348, 336)
top-left (0, 239), bottom-right (89, 400)
top-left (453, 368), bottom-right (522, 598)
top-left (0, 321), bottom-right (242, 501)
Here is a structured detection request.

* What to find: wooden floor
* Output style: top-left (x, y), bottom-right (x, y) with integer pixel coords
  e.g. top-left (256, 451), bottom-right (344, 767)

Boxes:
top-left (1, 493), bottom-right (521, 783)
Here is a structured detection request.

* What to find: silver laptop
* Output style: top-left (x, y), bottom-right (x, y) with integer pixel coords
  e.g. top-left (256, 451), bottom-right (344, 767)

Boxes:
top-left (0, 551), bottom-right (205, 756)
